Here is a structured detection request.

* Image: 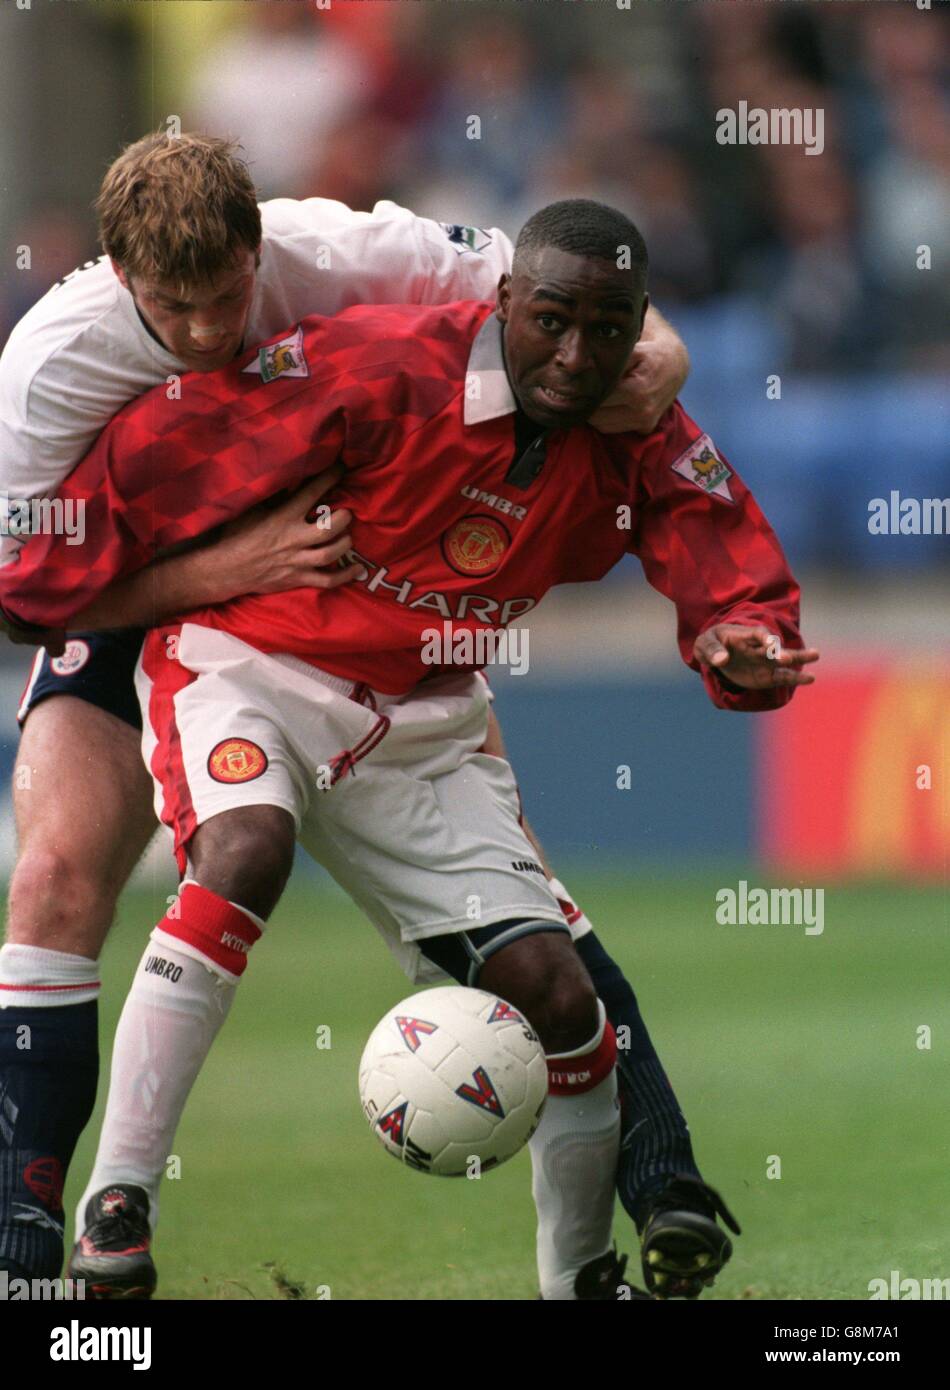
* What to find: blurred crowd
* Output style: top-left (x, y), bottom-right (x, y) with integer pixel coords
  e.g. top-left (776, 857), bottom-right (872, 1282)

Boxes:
top-left (3, 1), bottom-right (948, 378)
top-left (191, 0), bottom-right (950, 376)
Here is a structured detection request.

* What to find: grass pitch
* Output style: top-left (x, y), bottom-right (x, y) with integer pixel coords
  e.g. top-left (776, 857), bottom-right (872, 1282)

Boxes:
top-left (65, 872), bottom-right (949, 1301)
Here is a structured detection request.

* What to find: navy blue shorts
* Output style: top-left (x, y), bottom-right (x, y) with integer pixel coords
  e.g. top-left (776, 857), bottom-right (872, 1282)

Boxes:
top-left (16, 629), bottom-right (146, 731)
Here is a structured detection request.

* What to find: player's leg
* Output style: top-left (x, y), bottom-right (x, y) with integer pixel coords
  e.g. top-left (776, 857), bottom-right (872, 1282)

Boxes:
top-left (481, 710), bottom-right (700, 1193)
top-left (482, 706), bottom-right (737, 1296)
top-left (301, 679), bottom-right (632, 1300)
top-left (553, 914), bottom-right (700, 1204)
top-left (510, 887), bottom-right (738, 1297)
top-left (68, 625), bottom-right (386, 1297)
top-left (573, 926), bottom-right (739, 1295)
top-left (69, 804), bottom-right (295, 1298)
top-left (483, 931), bottom-right (627, 1301)
top-left (0, 653), bottom-right (157, 1281)
top-left (418, 920), bottom-right (633, 1301)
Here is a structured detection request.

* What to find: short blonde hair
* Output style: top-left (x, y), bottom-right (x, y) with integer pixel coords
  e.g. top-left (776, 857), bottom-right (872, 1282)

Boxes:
top-left (96, 131), bottom-right (262, 287)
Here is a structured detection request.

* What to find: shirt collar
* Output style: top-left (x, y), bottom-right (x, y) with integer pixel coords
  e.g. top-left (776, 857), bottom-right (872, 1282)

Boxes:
top-left (464, 311), bottom-right (518, 426)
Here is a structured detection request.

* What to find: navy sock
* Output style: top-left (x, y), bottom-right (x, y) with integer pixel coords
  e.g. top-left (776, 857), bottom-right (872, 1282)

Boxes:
top-left (575, 932), bottom-right (701, 1228)
top-left (0, 1001), bottom-right (99, 1278)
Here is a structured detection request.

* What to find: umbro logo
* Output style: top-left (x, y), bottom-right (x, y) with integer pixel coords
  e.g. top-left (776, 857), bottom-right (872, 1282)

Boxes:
top-left (511, 859), bottom-right (544, 875)
top-left (460, 485), bottom-right (527, 521)
top-left (548, 1069), bottom-right (592, 1087)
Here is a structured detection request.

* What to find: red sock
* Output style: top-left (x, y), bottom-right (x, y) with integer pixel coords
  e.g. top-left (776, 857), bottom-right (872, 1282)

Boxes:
top-left (547, 1019), bottom-right (617, 1096)
top-left (155, 881), bottom-right (262, 981)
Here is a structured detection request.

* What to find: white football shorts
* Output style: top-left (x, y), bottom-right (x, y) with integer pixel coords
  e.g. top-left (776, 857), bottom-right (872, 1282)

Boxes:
top-left (136, 623), bottom-right (572, 981)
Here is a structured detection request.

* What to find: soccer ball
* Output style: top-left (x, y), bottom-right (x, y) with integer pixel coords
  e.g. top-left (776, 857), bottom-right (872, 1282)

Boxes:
top-left (358, 986), bottom-right (548, 1177)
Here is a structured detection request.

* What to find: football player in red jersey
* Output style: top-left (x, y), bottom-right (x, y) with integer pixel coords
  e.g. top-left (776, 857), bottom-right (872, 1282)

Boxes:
top-left (3, 199), bottom-right (818, 1301)
top-left (0, 133), bottom-right (695, 1294)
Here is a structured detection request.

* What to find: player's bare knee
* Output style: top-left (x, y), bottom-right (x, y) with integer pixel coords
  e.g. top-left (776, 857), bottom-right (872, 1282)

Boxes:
top-left (6, 847), bottom-right (118, 951)
top-left (188, 805), bottom-right (296, 920)
top-left (532, 976), bottom-right (599, 1055)
top-left (479, 931), bottom-right (598, 1054)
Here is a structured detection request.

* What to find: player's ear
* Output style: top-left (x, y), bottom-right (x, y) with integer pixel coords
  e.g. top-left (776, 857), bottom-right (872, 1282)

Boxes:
top-left (110, 259), bottom-right (130, 291)
top-left (496, 273), bottom-right (512, 323)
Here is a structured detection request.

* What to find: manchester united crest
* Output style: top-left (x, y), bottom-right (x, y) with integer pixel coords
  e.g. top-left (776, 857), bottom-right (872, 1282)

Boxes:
top-left (207, 738), bottom-right (269, 784)
top-left (441, 514), bottom-right (510, 577)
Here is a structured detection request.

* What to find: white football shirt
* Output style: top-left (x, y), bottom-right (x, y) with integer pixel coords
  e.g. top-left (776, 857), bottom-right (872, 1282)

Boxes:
top-left (0, 199), bottom-right (512, 564)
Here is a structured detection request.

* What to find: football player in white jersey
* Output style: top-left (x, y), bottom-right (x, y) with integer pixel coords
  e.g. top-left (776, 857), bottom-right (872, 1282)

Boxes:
top-left (0, 133), bottom-right (736, 1299)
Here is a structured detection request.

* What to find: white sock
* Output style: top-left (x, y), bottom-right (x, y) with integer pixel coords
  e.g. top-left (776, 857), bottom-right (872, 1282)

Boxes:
top-left (0, 943), bottom-right (100, 1008)
top-left (74, 899), bottom-right (264, 1241)
top-left (530, 1003), bottom-right (620, 1300)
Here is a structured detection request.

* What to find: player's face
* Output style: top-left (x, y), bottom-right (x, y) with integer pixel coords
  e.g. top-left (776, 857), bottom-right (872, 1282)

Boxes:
top-left (114, 250), bottom-right (259, 373)
top-left (497, 248), bottom-right (647, 429)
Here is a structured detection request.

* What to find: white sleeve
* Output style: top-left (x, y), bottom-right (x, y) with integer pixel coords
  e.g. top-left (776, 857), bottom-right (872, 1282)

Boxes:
top-left (0, 356), bottom-right (104, 566)
top-left (408, 212), bottom-right (514, 304)
top-left (259, 198), bottom-right (514, 320)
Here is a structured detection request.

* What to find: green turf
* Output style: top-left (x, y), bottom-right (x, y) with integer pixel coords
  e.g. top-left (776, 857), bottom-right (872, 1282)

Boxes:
top-left (64, 872), bottom-right (950, 1300)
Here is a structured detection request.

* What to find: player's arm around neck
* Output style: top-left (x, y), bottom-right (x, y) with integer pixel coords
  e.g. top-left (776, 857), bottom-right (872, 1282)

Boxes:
top-left (69, 470), bottom-right (356, 631)
top-left (590, 305), bottom-right (689, 436)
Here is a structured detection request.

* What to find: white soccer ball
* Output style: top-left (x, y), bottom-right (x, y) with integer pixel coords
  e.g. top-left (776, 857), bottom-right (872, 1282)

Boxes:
top-left (358, 986), bottom-right (548, 1177)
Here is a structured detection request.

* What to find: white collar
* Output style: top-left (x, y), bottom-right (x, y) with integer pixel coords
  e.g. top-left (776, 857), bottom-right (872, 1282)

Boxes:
top-left (463, 311), bottom-right (518, 426)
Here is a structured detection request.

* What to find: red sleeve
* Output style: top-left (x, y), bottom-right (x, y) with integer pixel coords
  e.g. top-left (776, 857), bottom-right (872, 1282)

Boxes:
top-left (628, 402), bottom-right (803, 712)
top-left (0, 309), bottom-right (462, 630)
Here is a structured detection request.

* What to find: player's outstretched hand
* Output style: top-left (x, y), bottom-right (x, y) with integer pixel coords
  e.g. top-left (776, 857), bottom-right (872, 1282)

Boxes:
top-left (590, 323), bottom-right (689, 435)
top-left (694, 623), bottom-right (820, 689)
top-left (216, 466), bottom-right (358, 594)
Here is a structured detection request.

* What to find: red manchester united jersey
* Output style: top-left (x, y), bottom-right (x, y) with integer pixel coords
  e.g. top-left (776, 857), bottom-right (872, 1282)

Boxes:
top-left (2, 301), bottom-right (803, 709)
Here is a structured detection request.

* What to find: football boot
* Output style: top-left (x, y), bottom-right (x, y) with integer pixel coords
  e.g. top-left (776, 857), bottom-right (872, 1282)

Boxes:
top-left (67, 1183), bottom-right (156, 1299)
top-left (639, 1174), bottom-right (740, 1298)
